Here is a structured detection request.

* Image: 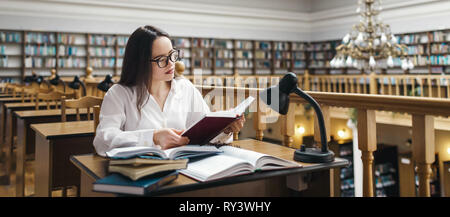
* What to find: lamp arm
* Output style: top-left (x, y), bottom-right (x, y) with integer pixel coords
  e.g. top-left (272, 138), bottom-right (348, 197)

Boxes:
top-left (60, 80), bottom-right (66, 93)
top-left (293, 87), bottom-right (328, 153)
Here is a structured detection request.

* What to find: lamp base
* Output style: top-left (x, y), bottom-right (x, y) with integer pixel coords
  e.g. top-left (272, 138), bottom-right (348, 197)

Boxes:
top-left (294, 147), bottom-right (335, 163)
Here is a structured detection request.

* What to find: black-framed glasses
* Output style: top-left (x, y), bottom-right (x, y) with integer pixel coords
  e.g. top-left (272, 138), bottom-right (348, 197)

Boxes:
top-left (150, 49), bottom-right (180, 68)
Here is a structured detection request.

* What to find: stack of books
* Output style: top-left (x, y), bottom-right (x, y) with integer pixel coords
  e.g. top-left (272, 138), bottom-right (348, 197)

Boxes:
top-left (92, 145), bottom-right (222, 195)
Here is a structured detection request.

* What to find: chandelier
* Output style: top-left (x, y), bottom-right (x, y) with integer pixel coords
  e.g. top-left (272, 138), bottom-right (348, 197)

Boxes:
top-left (330, 0), bottom-right (414, 72)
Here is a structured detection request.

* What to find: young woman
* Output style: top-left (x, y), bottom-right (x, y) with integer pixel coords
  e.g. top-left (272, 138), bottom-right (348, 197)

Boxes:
top-left (93, 25), bottom-right (245, 157)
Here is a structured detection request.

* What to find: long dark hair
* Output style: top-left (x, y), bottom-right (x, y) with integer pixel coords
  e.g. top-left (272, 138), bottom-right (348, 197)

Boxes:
top-left (119, 25), bottom-right (170, 114)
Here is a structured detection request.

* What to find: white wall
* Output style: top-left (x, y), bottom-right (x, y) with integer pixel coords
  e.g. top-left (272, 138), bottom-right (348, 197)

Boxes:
top-left (0, 0), bottom-right (450, 41)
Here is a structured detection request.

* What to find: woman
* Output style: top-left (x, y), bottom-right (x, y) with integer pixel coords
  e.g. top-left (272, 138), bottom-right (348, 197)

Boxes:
top-left (93, 25), bottom-right (245, 157)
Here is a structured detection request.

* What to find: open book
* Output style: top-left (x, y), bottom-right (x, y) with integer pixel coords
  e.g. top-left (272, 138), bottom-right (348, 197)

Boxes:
top-left (105, 145), bottom-right (222, 160)
top-left (180, 145), bottom-right (301, 182)
top-left (182, 96), bottom-right (255, 145)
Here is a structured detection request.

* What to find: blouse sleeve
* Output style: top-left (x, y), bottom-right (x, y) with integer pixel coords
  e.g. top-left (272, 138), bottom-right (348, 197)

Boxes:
top-left (185, 84), bottom-right (233, 144)
top-left (93, 85), bottom-right (156, 157)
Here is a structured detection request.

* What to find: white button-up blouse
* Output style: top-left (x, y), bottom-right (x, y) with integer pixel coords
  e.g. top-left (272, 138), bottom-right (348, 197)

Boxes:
top-left (93, 77), bottom-right (233, 157)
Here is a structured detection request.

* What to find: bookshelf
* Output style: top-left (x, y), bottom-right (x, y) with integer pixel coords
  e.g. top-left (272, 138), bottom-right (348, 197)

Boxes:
top-left (0, 30), bottom-right (22, 80)
top-left (373, 144), bottom-right (399, 197)
top-left (1, 27), bottom-right (450, 83)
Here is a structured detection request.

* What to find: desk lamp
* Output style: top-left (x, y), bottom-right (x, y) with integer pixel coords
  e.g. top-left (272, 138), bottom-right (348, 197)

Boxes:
top-left (259, 72), bottom-right (335, 163)
top-left (97, 74), bottom-right (114, 92)
top-left (68, 75), bottom-right (87, 97)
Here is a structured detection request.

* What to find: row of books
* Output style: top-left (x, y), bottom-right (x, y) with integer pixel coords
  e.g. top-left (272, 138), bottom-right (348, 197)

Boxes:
top-left (397, 34), bottom-right (429, 44)
top-left (117, 36), bottom-right (128, 46)
top-left (57, 34), bottom-right (79, 44)
top-left (58, 45), bottom-right (82, 56)
top-left (309, 60), bottom-right (327, 68)
top-left (215, 59), bottom-right (233, 67)
top-left (255, 60), bottom-right (271, 68)
top-left (274, 60), bottom-right (291, 68)
top-left (88, 47), bottom-right (116, 57)
top-left (306, 43), bottom-right (334, 51)
top-left (88, 35), bottom-right (116, 46)
top-left (429, 31), bottom-right (450, 42)
top-left (407, 45), bottom-right (427, 55)
top-left (57, 57), bottom-right (85, 68)
top-left (25, 32), bottom-right (55, 44)
top-left (235, 50), bottom-right (252, 58)
top-left (0, 32), bottom-right (21, 43)
top-left (293, 51), bottom-right (306, 59)
top-left (214, 40), bottom-right (233, 49)
top-left (235, 41), bottom-right (253, 49)
top-left (294, 60), bottom-right (306, 68)
top-left (0, 56), bottom-right (8, 67)
top-left (215, 50), bottom-right (233, 58)
top-left (255, 51), bottom-right (271, 59)
top-left (25, 45), bottom-right (56, 56)
top-left (192, 50), bottom-right (213, 58)
top-left (274, 51), bottom-right (291, 59)
top-left (255, 42), bottom-right (271, 50)
top-left (429, 55), bottom-right (449, 65)
top-left (430, 43), bottom-right (449, 54)
top-left (235, 59), bottom-right (253, 68)
top-left (172, 38), bottom-right (190, 48)
top-left (274, 42), bottom-right (290, 50)
top-left (90, 58), bottom-right (116, 68)
top-left (193, 59), bottom-right (212, 68)
top-left (25, 57), bottom-right (56, 68)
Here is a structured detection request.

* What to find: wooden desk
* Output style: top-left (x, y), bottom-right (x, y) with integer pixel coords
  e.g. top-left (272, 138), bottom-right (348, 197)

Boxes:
top-left (71, 139), bottom-right (349, 197)
top-left (10, 109), bottom-right (91, 196)
top-left (29, 121), bottom-right (95, 197)
top-left (0, 97), bottom-right (31, 145)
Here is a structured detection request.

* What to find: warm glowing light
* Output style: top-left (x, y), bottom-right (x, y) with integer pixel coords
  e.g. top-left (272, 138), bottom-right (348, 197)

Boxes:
top-left (338, 129), bottom-right (346, 138)
top-left (297, 126), bottom-right (305, 135)
top-left (447, 147), bottom-right (450, 155)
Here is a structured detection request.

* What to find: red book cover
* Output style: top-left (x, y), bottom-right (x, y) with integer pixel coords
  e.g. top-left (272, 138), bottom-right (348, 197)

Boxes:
top-left (181, 96), bottom-right (255, 145)
top-left (182, 116), bottom-right (238, 145)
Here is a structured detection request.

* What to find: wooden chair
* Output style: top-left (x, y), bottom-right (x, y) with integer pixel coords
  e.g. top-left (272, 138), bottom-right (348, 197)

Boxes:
top-left (35, 90), bottom-right (76, 110)
top-left (93, 105), bottom-right (101, 134)
top-left (61, 96), bottom-right (103, 122)
top-left (21, 87), bottom-right (53, 103)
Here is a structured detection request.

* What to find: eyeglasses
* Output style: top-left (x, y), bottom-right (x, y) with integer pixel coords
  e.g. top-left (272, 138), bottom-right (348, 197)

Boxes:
top-left (150, 49), bottom-right (180, 68)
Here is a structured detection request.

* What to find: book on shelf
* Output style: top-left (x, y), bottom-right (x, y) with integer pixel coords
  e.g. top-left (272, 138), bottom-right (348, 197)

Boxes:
top-left (180, 145), bottom-right (302, 182)
top-left (108, 156), bottom-right (188, 181)
top-left (181, 96), bottom-right (255, 145)
top-left (93, 170), bottom-right (178, 195)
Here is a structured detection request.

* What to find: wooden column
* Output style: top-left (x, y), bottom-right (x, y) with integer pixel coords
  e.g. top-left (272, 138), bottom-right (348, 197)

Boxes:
top-left (280, 103), bottom-right (296, 147)
top-left (412, 114), bottom-right (435, 197)
top-left (253, 94), bottom-right (266, 141)
top-left (369, 71), bottom-right (377, 94)
top-left (303, 70), bottom-right (310, 91)
top-left (357, 109), bottom-right (377, 197)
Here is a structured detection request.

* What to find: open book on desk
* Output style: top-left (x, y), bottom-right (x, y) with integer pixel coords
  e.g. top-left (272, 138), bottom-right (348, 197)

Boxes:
top-left (182, 96), bottom-right (255, 145)
top-left (180, 145), bottom-right (302, 182)
top-left (105, 145), bottom-right (222, 160)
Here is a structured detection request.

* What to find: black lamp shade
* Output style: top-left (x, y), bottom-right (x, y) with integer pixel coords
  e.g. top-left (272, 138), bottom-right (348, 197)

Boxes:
top-left (68, 76), bottom-right (81, 89)
top-left (50, 74), bottom-right (60, 85)
top-left (36, 76), bottom-right (43, 84)
top-left (97, 74), bottom-right (113, 92)
top-left (259, 72), bottom-right (298, 115)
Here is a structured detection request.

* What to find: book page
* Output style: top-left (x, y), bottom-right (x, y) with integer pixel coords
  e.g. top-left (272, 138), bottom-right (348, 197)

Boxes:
top-left (106, 146), bottom-right (167, 159)
top-left (219, 145), bottom-right (266, 167)
top-left (163, 145), bottom-right (222, 159)
top-left (180, 154), bottom-right (254, 182)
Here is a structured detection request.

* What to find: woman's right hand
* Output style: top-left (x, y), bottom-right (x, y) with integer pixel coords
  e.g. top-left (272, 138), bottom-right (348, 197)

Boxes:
top-left (153, 128), bottom-right (190, 150)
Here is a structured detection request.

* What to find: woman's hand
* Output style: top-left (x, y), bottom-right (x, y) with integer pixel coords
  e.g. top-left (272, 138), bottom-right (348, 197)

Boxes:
top-left (224, 115), bottom-right (246, 134)
top-left (153, 128), bottom-right (189, 150)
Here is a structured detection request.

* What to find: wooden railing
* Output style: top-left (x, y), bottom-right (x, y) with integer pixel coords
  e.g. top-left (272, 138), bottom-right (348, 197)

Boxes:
top-left (197, 84), bottom-right (450, 197)
top-left (185, 72), bottom-right (450, 99)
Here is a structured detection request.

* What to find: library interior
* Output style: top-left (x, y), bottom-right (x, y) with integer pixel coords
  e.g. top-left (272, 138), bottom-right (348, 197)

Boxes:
top-left (0, 0), bottom-right (449, 198)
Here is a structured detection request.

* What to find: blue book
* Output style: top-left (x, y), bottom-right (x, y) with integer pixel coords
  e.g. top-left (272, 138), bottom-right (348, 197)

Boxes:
top-left (93, 170), bottom-right (178, 196)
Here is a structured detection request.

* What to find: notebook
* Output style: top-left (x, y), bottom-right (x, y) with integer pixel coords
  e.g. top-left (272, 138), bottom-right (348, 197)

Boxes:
top-left (182, 96), bottom-right (255, 145)
top-left (108, 157), bottom-right (188, 181)
top-left (180, 145), bottom-right (301, 182)
top-left (105, 145), bottom-right (222, 160)
top-left (93, 170), bottom-right (178, 195)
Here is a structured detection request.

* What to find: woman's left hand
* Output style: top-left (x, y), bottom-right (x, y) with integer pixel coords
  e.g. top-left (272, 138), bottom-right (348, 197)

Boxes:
top-left (224, 115), bottom-right (246, 134)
